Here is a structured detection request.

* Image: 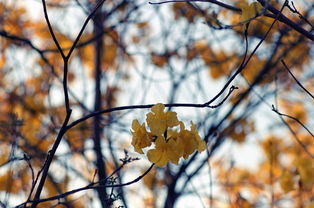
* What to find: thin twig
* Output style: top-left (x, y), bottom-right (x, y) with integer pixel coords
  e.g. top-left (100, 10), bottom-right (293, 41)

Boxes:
top-left (150, 0), bottom-right (314, 41)
top-left (149, 0), bottom-right (241, 12)
top-left (287, 2), bottom-right (314, 29)
top-left (0, 29), bottom-right (90, 111)
top-left (181, 0), bottom-right (289, 192)
top-left (257, 0), bottom-right (314, 41)
top-left (41, 0), bottom-right (66, 59)
top-left (281, 60), bottom-right (314, 100)
top-left (66, 0), bottom-right (106, 59)
top-left (272, 105), bottom-right (314, 138)
top-left (18, 164), bottom-right (154, 206)
top-left (30, 0), bottom-right (107, 206)
top-left (66, 86), bottom-right (237, 131)
top-left (272, 105), bottom-right (314, 159)
top-left (210, 86), bottom-right (239, 108)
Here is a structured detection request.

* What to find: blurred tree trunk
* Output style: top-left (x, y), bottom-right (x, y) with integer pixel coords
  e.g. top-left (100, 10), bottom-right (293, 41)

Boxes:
top-left (92, 1), bottom-right (109, 207)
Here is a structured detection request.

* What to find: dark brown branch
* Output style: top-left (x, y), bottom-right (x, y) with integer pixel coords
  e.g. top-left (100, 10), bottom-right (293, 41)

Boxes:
top-left (281, 60), bottom-right (314, 100)
top-left (66, 85), bottom-right (237, 131)
top-left (150, 0), bottom-right (314, 41)
top-left (211, 0), bottom-right (285, 127)
top-left (209, 86), bottom-right (239, 108)
top-left (257, 0), bottom-right (314, 41)
top-left (41, 0), bottom-right (66, 59)
top-left (18, 164), bottom-right (154, 207)
top-left (287, 1), bottom-right (314, 29)
top-left (30, 0), bottom-right (107, 206)
top-left (182, 2), bottom-right (289, 193)
top-left (272, 105), bottom-right (314, 138)
top-left (62, 60), bottom-right (71, 113)
top-left (203, 0), bottom-right (282, 108)
top-left (149, 0), bottom-right (241, 12)
top-left (66, 0), bottom-right (106, 59)
top-left (42, 1), bottom-right (137, 54)
top-left (271, 105), bottom-right (314, 159)
top-left (91, 0), bottom-right (107, 206)
top-left (31, 113), bottom-right (72, 208)
top-left (0, 30), bottom-right (90, 112)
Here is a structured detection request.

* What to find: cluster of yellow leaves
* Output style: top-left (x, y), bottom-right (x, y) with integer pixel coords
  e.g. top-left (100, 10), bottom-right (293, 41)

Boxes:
top-left (204, 50), bottom-right (235, 79)
top-left (45, 175), bottom-right (69, 197)
top-left (151, 51), bottom-right (178, 68)
top-left (131, 103), bottom-right (206, 166)
top-left (278, 133), bottom-right (314, 195)
top-left (232, 14), bottom-right (276, 42)
top-left (234, 194), bottom-right (255, 208)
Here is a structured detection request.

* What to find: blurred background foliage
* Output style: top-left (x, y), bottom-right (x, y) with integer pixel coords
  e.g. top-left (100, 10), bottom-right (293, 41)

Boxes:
top-left (0, 0), bottom-right (313, 207)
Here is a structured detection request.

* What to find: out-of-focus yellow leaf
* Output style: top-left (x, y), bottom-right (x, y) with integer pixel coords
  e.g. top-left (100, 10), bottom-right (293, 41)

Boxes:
top-left (102, 42), bottom-right (117, 69)
top-left (0, 169), bottom-right (30, 194)
top-left (151, 53), bottom-right (168, 68)
top-left (261, 136), bottom-right (283, 164)
top-left (280, 170), bottom-right (295, 193)
top-left (66, 120), bottom-right (91, 152)
top-left (239, 1), bottom-right (263, 22)
top-left (172, 2), bottom-right (201, 22)
top-left (293, 157), bottom-right (314, 189)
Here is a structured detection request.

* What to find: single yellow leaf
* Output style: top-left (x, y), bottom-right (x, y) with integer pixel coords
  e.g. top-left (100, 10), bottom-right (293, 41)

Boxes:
top-left (240, 1), bottom-right (263, 22)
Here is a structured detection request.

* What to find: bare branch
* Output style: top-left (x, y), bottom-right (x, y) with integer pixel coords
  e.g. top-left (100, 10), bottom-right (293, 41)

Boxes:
top-left (272, 105), bottom-right (314, 159)
top-left (149, 0), bottom-right (241, 12)
top-left (281, 60), bottom-right (314, 100)
top-left (18, 164), bottom-right (154, 207)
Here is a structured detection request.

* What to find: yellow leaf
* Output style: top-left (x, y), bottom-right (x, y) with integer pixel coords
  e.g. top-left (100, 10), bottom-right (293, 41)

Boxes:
top-left (293, 157), bottom-right (314, 188)
top-left (147, 136), bottom-right (181, 166)
top-left (240, 1), bottom-right (263, 22)
top-left (131, 119), bottom-right (153, 154)
top-left (102, 42), bottom-right (117, 69)
top-left (172, 2), bottom-right (200, 22)
top-left (280, 171), bottom-right (295, 193)
top-left (151, 53), bottom-right (168, 67)
top-left (146, 103), bottom-right (179, 136)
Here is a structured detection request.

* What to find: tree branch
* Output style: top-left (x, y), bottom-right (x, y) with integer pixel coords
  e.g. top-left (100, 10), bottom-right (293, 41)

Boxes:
top-left (281, 60), bottom-right (314, 100)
